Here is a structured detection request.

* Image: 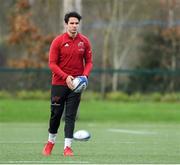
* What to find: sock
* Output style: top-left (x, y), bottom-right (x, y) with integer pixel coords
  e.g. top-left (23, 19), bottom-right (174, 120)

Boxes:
top-left (48, 133), bottom-right (57, 144)
top-left (64, 138), bottom-right (73, 149)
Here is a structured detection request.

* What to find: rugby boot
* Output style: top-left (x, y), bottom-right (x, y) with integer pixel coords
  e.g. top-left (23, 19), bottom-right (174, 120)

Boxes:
top-left (42, 141), bottom-right (54, 156)
top-left (63, 146), bottom-right (74, 156)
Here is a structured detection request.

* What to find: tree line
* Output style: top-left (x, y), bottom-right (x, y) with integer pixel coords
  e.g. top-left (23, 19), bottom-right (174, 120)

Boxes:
top-left (0, 0), bottom-right (180, 93)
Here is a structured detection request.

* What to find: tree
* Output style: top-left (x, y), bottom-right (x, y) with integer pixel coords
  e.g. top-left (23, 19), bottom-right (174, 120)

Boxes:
top-left (7, 0), bottom-right (54, 68)
top-left (101, 0), bottom-right (137, 95)
top-left (62, 0), bottom-right (82, 32)
top-left (139, 15), bottom-right (180, 92)
top-left (111, 0), bottom-right (137, 92)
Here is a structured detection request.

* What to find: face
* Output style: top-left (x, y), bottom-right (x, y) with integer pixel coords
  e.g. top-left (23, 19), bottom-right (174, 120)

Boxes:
top-left (66, 17), bottom-right (80, 35)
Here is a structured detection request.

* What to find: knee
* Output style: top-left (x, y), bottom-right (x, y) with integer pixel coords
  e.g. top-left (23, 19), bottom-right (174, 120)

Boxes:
top-left (51, 96), bottom-right (63, 117)
top-left (51, 96), bottom-right (61, 106)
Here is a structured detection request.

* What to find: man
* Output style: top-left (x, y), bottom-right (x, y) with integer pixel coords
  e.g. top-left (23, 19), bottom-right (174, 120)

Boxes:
top-left (42, 11), bottom-right (93, 156)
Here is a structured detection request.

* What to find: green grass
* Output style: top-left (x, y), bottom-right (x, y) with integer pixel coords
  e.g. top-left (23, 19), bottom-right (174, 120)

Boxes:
top-left (0, 122), bottom-right (180, 164)
top-left (0, 99), bottom-right (180, 163)
top-left (0, 99), bottom-right (180, 123)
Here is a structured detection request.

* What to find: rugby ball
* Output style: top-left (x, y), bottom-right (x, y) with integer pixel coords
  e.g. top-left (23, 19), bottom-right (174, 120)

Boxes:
top-left (73, 130), bottom-right (91, 141)
top-left (72, 76), bottom-right (88, 93)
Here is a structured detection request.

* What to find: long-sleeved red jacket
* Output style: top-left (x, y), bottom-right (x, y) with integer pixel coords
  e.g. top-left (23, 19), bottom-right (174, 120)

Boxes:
top-left (49, 32), bottom-right (93, 85)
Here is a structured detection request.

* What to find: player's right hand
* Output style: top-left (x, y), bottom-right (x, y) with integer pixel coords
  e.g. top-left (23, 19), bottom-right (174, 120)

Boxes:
top-left (66, 75), bottom-right (74, 90)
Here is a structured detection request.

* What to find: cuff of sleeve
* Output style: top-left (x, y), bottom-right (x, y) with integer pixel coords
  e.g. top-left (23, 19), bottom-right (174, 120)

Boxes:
top-left (82, 74), bottom-right (88, 78)
top-left (62, 74), bottom-right (69, 80)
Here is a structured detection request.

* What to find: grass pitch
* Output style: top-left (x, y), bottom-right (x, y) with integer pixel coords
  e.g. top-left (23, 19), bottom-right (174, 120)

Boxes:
top-left (0, 99), bottom-right (180, 123)
top-left (0, 99), bottom-right (180, 164)
top-left (0, 122), bottom-right (180, 164)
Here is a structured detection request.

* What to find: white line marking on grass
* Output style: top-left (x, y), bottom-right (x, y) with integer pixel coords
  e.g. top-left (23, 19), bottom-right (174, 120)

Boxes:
top-left (0, 140), bottom-right (137, 144)
top-left (0, 141), bottom-right (63, 144)
top-left (108, 128), bottom-right (157, 135)
top-left (2, 160), bottom-right (90, 164)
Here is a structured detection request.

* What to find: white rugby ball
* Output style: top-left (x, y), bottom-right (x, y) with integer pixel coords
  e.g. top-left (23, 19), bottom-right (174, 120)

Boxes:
top-left (73, 130), bottom-right (91, 141)
top-left (72, 76), bottom-right (88, 93)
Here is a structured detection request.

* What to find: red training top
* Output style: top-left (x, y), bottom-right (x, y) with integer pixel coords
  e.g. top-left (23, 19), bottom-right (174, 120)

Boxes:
top-left (49, 32), bottom-right (93, 85)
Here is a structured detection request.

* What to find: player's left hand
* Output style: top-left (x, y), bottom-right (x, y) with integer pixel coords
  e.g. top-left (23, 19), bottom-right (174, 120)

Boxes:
top-left (81, 75), bottom-right (87, 79)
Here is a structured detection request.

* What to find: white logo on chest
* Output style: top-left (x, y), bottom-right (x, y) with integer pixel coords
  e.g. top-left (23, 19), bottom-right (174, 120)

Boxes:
top-left (64, 43), bottom-right (69, 47)
top-left (78, 42), bottom-right (84, 47)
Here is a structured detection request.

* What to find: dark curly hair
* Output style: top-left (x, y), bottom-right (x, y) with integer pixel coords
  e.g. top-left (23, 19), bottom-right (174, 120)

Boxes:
top-left (64, 11), bottom-right (82, 24)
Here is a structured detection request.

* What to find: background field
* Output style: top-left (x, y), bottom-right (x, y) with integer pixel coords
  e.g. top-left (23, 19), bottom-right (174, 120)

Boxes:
top-left (0, 99), bottom-right (180, 164)
top-left (1, 99), bottom-right (180, 123)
